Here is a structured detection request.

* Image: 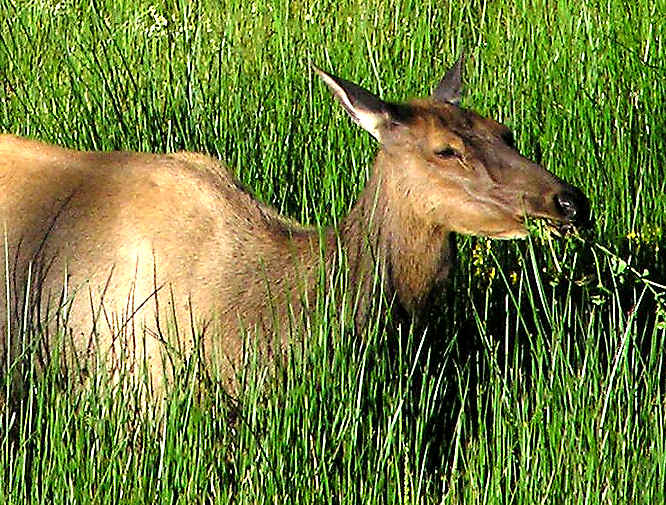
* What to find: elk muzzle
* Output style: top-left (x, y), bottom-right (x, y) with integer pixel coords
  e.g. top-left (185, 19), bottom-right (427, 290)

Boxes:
top-left (553, 186), bottom-right (591, 232)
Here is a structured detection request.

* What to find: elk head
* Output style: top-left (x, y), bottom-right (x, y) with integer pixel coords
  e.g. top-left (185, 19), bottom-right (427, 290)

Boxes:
top-left (315, 57), bottom-right (590, 240)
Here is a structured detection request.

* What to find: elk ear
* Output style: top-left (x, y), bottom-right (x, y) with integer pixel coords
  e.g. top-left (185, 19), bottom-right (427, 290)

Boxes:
top-left (314, 66), bottom-right (394, 142)
top-left (433, 54), bottom-right (464, 105)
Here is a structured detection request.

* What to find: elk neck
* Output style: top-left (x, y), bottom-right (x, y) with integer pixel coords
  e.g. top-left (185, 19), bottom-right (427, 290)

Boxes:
top-left (325, 149), bottom-right (456, 320)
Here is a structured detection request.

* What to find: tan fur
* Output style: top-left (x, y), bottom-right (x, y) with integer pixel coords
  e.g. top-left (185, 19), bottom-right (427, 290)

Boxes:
top-left (0, 86), bottom-right (588, 397)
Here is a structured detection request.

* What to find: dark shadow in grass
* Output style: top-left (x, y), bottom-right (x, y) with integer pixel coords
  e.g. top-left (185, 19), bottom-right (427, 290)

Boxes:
top-left (374, 233), bottom-right (666, 493)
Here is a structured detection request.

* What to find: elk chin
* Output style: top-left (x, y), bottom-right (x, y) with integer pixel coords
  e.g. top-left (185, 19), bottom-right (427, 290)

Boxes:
top-left (489, 228), bottom-right (530, 240)
top-left (452, 218), bottom-right (529, 240)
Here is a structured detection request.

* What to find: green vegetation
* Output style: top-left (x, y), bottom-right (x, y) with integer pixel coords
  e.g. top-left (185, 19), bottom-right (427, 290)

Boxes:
top-left (1, 0), bottom-right (665, 502)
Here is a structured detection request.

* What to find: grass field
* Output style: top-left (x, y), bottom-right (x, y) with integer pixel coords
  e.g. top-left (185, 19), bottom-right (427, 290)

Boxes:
top-left (1, 0), bottom-right (665, 503)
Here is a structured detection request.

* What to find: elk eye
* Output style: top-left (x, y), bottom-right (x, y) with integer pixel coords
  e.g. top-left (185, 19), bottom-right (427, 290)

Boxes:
top-left (435, 147), bottom-right (458, 158)
top-left (502, 131), bottom-right (515, 148)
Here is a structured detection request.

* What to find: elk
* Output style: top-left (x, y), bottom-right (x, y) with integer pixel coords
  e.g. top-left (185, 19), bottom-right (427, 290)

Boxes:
top-left (0, 58), bottom-right (589, 397)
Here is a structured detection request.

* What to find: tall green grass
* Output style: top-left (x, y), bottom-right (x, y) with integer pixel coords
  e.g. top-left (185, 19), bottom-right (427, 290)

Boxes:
top-left (1, 0), bottom-right (665, 503)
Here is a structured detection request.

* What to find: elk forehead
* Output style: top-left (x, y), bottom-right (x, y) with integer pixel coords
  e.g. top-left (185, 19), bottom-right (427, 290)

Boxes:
top-left (405, 98), bottom-right (510, 147)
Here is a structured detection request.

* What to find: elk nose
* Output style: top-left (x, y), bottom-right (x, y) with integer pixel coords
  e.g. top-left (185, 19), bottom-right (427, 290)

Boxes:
top-left (554, 189), bottom-right (590, 227)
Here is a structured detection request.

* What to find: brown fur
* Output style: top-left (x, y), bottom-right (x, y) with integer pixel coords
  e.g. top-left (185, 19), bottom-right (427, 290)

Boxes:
top-left (0, 70), bottom-right (588, 396)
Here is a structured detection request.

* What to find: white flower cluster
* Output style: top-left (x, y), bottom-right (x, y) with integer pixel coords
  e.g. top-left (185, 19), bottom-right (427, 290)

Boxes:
top-left (145, 5), bottom-right (168, 38)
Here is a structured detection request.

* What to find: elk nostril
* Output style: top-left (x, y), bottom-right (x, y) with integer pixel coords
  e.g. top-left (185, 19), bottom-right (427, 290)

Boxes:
top-left (555, 193), bottom-right (577, 218)
top-left (554, 190), bottom-right (590, 226)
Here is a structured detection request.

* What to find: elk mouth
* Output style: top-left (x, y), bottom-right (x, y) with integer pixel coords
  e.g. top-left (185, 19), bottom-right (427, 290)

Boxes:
top-left (534, 216), bottom-right (592, 237)
top-left (557, 222), bottom-right (577, 235)
top-left (553, 220), bottom-right (582, 236)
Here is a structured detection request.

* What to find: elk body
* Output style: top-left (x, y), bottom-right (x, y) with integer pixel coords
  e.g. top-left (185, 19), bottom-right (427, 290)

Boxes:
top-left (0, 59), bottom-right (589, 395)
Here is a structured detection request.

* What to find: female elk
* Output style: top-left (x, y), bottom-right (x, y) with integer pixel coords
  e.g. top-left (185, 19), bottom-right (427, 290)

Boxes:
top-left (0, 58), bottom-right (589, 394)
